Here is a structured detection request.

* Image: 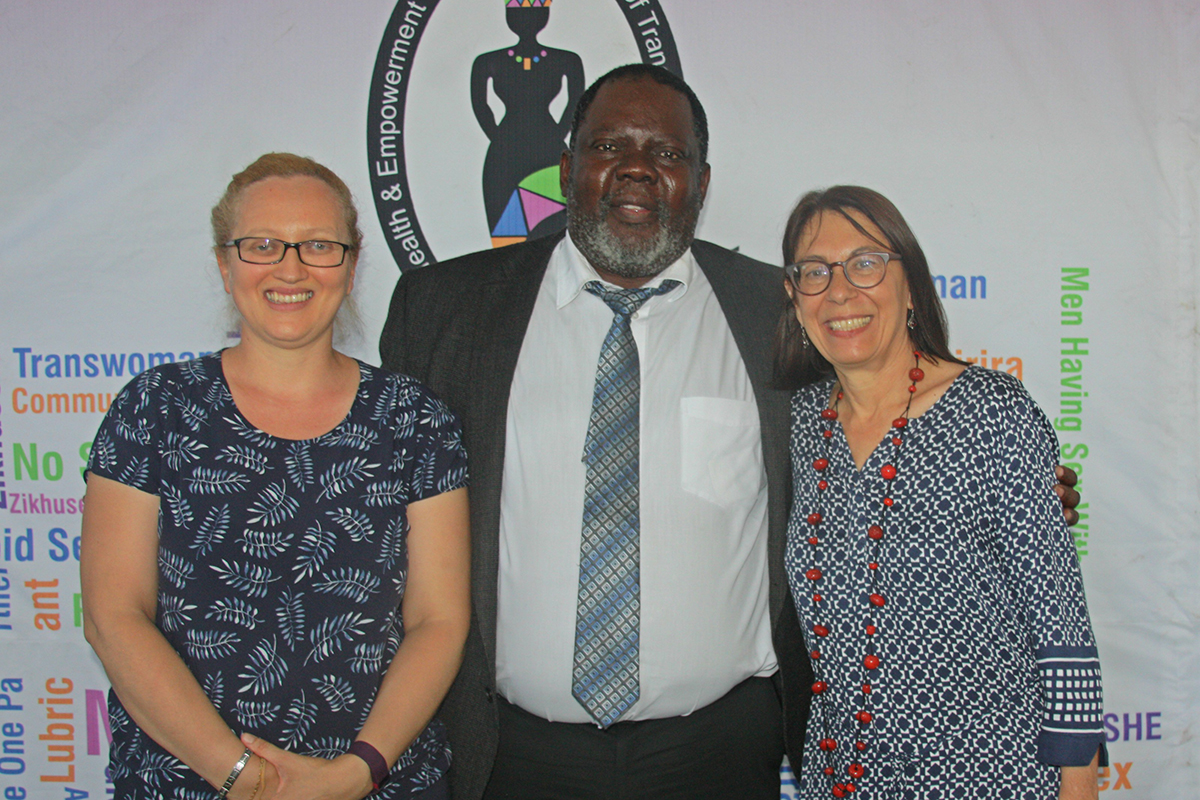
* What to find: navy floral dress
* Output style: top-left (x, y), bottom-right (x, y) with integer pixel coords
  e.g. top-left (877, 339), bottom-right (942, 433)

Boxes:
top-left (87, 353), bottom-right (468, 799)
top-left (785, 367), bottom-right (1102, 799)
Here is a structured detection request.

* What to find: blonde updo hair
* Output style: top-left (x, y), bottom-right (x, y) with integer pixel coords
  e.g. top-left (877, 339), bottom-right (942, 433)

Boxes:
top-left (211, 152), bottom-right (364, 254)
top-left (211, 153), bottom-right (365, 343)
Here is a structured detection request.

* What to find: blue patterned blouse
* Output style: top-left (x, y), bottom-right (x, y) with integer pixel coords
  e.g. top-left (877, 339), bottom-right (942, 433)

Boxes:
top-left (786, 367), bottom-right (1102, 799)
top-left (87, 353), bottom-right (468, 799)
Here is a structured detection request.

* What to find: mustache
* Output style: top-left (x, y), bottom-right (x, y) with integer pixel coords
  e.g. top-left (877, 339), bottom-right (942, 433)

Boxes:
top-left (598, 193), bottom-right (668, 222)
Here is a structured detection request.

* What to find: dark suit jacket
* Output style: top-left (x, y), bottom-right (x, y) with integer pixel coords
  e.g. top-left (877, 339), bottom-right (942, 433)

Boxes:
top-left (380, 233), bottom-right (811, 800)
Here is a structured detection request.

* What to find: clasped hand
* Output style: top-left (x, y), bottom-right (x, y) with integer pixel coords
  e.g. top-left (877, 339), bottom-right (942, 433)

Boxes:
top-left (238, 733), bottom-right (375, 800)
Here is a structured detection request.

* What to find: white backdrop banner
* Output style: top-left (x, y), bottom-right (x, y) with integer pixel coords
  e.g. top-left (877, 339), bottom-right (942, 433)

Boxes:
top-left (1, 1), bottom-right (1197, 798)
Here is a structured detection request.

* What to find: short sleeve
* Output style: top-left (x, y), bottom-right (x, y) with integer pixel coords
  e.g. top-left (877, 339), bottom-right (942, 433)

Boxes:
top-left (983, 373), bottom-right (1104, 766)
top-left (390, 377), bottom-right (469, 503)
top-left (86, 369), bottom-right (167, 494)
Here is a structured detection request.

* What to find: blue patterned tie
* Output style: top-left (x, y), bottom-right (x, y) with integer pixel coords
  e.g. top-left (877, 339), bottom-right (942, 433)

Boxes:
top-left (573, 278), bottom-right (680, 728)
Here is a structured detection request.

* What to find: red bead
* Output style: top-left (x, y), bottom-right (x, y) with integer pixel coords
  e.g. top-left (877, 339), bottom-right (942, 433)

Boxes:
top-left (845, 783), bottom-right (857, 793)
top-left (811, 650), bottom-right (821, 659)
top-left (822, 429), bottom-right (833, 439)
top-left (864, 654), bottom-right (880, 670)
top-left (864, 624), bottom-right (876, 636)
top-left (812, 593), bottom-right (823, 603)
top-left (818, 479), bottom-right (829, 490)
top-left (848, 763), bottom-right (865, 779)
top-left (819, 738), bottom-right (838, 752)
top-left (837, 391), bottom-right (844, 399)
top-left (909, 367), bottom-right (925, 382)
top-left (808, 536), bottom-right (819, 545)
top-left (869, 593), bottom-right (886, 607)
top-left (806, 568), bottom-right (823, 581)
top-left (855, 741), bottom-right (867, 751)
top-left (907, 385), bottom-right (917, 393)
top-left (855, 710), bottom-right (873, 724)
top-left (883, 497), bottom-right (894, 507)
top-left (821, 408), bottom-right (839, 420)
top-left (813, 624), bottom-right (830, 637)
top-left (813, 458), bottom-right (830, 471)
top-left (880, 464), bottom-right (897, 480)
top-left (812, 681), bottom-right (828, 694)
top-left (832, 785), bottom-right (847, 798)
top-left (868, 562), bottom-right (878, 570)
top-left (892, 437), bottom-right (902, 445)
top-left (824, 766), bottom-right (835, 776)
top-left (807, 512), bottom-right (823, 525)
top-left (892, 417), bottom-right (908, 428)
top-left (862, 683), bottom-right (872, 694)
top-left (867, 525), bottom-right (883, 540)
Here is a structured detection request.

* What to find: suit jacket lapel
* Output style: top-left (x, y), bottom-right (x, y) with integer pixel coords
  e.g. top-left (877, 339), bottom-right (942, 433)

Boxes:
top-left (466, 234), bottom-right (561, 665)
top-left (692, 241), bottom-right (793, 623)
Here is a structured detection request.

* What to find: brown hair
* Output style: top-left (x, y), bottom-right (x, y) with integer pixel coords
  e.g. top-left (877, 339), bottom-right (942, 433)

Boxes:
top-left (773, 185), bottom-right (965, 388)
top-left (211, 152), bottom-right (363, 255)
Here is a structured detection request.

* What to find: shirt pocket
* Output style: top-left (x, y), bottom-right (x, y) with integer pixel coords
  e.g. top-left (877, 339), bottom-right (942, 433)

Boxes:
top-left (680, 397), bottom-right (764, 509)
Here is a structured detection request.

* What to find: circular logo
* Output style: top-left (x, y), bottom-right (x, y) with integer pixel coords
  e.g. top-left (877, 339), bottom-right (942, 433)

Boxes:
top-left (366, 0), bottom-right (681, 272)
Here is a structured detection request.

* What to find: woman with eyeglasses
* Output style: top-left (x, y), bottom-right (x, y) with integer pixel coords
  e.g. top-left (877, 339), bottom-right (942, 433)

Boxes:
top-left (80, 153), bottom-right (470, 800)
top-left (774, 186), bottom-right (1103, 799)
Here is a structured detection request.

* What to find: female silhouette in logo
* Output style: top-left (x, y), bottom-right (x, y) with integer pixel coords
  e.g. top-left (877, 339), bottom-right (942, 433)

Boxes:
top-left (471, 0), bottom-right (584, 247)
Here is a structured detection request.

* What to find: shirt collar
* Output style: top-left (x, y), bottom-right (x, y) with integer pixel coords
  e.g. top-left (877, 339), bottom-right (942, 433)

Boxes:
top-left (552, 231), bottom-right (694, 309)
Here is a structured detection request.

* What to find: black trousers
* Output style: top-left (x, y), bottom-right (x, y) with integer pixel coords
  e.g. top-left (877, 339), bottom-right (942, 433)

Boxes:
top-left (482, 677), bottom-right (784, 800)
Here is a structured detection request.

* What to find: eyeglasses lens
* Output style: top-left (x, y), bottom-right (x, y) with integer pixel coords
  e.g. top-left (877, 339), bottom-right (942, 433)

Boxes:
top-left (790, 254), bottom-right (889, 294)
top-left (235, 238), bottom-right (346, 267)
top-left (846, 254), bottom-right (886, 288)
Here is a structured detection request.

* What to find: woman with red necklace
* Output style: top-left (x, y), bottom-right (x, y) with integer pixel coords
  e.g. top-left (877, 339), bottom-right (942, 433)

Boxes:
top-left (774, 186), bottom-right (1103, 799)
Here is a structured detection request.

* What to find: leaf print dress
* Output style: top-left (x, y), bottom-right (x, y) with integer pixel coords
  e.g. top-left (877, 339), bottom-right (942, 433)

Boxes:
top-left (87, 353), bottom-right (469, 799)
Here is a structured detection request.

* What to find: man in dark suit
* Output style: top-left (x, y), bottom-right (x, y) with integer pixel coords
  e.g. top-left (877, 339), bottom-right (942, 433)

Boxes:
top-left (380, 64), bottom-right (810, 799)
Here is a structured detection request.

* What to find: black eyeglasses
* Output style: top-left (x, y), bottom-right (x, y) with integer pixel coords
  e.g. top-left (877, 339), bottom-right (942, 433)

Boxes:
top-left (784, 252), bottom-right (898, 296)
top-left (223, 237), bottom-right (354, 268)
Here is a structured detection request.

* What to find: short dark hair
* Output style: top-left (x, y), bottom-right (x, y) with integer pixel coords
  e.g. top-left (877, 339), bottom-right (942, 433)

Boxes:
top-left (773, 185), bottom-right (966, 388)
top-left (568, 64), bottom-right (709, 163)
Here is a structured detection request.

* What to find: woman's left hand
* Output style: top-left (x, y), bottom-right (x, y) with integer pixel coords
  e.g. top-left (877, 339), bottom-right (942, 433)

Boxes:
top-left (242, 733), bottom-right (374, 800)
top-left (1058, 750), bottom-right (1100, 800)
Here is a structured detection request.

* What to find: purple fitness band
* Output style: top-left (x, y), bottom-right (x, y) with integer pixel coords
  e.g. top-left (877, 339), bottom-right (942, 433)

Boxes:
top-left (347, 740), bottom-right (389, 790)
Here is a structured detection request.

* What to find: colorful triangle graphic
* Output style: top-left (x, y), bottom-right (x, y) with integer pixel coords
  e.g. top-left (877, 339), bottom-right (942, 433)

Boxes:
top-left (519, 188), bottom-right (565, 232)
top-left (492, 190), bottom-right (528, 237)
top-left (518, 165), bottom-right (565, 203)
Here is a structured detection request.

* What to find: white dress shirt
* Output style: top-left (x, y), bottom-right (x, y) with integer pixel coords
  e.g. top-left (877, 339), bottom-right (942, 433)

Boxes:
top-left (495, 234), bottom-right (777, 724)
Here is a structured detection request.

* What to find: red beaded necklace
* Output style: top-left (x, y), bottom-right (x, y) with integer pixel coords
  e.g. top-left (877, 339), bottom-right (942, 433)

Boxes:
top-left (804, 351), bottom-right (924, 798)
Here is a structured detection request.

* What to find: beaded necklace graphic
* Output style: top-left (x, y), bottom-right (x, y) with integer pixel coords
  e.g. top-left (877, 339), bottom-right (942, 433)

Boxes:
top-left (803, 352), bottom-right (924, 797)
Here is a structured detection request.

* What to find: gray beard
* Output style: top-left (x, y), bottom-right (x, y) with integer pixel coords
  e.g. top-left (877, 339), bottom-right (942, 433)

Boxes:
top-left (566, 191), bottom-right (702, 280)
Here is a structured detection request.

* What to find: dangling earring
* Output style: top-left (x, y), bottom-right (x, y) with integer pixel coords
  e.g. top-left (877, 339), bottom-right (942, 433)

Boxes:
top-left (906, 308), bottom-right (916, 331)
top-left (799, 323), bottom-right (810, 348)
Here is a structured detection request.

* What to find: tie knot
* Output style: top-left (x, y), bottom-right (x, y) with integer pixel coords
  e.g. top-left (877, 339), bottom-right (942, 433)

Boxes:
top-left (584, 280), bottom-right (681, 317)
